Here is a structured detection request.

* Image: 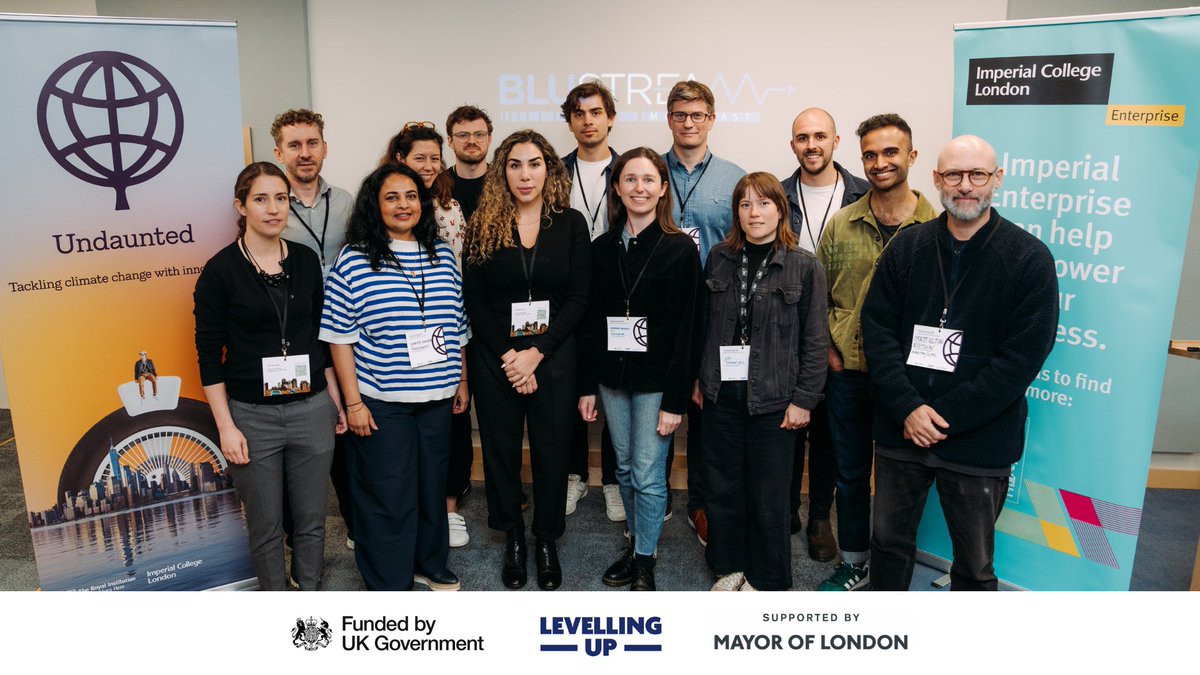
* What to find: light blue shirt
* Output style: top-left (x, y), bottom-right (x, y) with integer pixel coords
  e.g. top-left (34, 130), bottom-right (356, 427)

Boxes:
top-left (663, 148), bottom-right (745, 268)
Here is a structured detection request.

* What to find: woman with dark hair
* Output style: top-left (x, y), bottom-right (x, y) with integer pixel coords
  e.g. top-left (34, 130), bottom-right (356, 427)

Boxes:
top-left (462, 129), bottom-right (590, 591)
top-left (694, 172), bottom-right (829, 592)
top-left (384, 122), bottom-right (474, 549)
top-left (577, 148), bottom-right (700, 591)
top-left (194, 161), bottom-right (346, 591)
top-left (320, 162), bottom-right (469, 591)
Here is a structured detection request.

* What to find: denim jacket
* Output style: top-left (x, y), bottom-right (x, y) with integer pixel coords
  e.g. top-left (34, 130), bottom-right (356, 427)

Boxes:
top-left (697, 243), bottom-right (829, 415)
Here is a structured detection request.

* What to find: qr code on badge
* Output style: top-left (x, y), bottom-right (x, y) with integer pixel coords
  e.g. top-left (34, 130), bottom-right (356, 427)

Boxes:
top-left (536, 309), bottom-right (548, 321)
top-left (295, 364), bottom-right (309, 378)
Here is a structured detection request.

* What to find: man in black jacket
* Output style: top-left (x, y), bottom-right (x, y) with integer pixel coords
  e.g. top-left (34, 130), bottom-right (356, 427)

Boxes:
top-left (778, 108), bottom-right (871, 561)
top-left (861, 135), bottom-right (1058, 591)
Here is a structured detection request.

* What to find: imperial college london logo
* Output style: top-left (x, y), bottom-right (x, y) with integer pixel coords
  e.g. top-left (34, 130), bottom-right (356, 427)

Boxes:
top-left (37, 51), bottom-right (184, 211)
top-left (292, 617), bottom-right (332, 651)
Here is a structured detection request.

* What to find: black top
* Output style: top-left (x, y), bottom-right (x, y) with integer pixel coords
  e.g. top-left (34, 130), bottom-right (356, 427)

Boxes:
top-left (194, 239), bottom-right (328, 404)
top-left (734, 241), bottom-right (773, 341)
top-left (578, 223), bottom-right (701, 414)
top-left (450, 168), bottom-right (486, 222)
top-left (463, 209), bottom-right (591, 361)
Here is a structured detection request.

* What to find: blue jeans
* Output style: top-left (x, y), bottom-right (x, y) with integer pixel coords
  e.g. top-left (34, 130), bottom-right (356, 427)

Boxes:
top-left (826, 368), bottom-right (874, 557)
top-left (599, 384), bottom-right (671, 557)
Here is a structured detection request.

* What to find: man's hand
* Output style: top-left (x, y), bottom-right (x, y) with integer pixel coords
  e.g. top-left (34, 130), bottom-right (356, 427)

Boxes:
top-left (828, 346), bottom-right (844, 372)
top-left (903, 404), bottom-right (949, 448)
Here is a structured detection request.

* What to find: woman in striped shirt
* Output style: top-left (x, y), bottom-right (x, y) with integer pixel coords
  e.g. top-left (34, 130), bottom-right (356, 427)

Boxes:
top-left (321, 163), bottom-right (469, 591)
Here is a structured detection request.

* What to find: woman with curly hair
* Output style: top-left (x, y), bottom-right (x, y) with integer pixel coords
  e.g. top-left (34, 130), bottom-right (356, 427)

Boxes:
top-left (462, 129), bottom-right (591, 590)
top-left (320, 163), bottom-right (469, 591)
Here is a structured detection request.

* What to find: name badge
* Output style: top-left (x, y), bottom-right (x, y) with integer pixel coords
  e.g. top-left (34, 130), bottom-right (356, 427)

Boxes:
top-left (606, 316), bottom-right (648, 352)
top-left (683, 227), bottom-right (700, 249)
top-left (262, 354), bottom-right (312, 396)
top-left (510, 300), bottom-right (550, 337)
top-left (907, 325), bottom-right (963, 372)
top-left (406, 326), bottom-right (450, 368)
top-left (719, 345), bottom-right (750, 381)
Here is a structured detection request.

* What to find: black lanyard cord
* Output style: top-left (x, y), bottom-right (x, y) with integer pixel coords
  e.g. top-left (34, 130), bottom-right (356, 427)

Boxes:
top-left (670, 158), bottom-right (711, 227)
top-left (574, 161), bottom-right (608, 236)
top-left (397, 250), bottom-right (428, 326)
top-left (797, 171), bottom-right (839, 249)
top-left (933, 222), bottom-right (999, 327)
top-left (615, 228), bottom-right (665, 318)
top-left (242, 237), bottom-right (291, 356)
top-left (516, 223), bottom-right (541, 302)
top-left (289, 188), bottom-right (331, 267)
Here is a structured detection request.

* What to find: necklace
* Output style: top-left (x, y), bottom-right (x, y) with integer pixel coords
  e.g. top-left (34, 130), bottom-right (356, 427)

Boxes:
top-left (242, 237), bottom-right (287, 287)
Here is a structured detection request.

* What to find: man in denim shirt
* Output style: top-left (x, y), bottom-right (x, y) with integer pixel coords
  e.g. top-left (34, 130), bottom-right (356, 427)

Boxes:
top-left (662, 80), bottom-right (745, 548)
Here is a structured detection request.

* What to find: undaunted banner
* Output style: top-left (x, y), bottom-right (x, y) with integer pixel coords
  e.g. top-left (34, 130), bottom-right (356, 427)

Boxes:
top-left (923, 10), bottom-right (1200, 590)
top-left (0, 15), bottom-right (253, 590)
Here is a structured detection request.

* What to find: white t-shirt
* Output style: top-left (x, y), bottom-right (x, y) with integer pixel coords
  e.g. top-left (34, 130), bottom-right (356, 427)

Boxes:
top-left (570, 157), bottom-right (610, 240)
top-left (796, 178), bottom-right (845, 253)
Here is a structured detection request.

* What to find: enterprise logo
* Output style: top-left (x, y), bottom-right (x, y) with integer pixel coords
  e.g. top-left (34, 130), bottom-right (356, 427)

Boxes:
top-left (539, 616), bottom-right (662, 656)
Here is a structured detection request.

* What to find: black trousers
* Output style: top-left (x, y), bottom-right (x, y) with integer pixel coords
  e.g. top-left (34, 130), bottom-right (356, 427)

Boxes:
top-left (685, 399), bottom-right (706, 512)
top-left (568, 416), bottom-right (618, 484)
top-left (701, 382), bottom-right (796, 590)
top-left (790, 399), bottom-right (834, 520)
top-left (282, 431), bottom-right (353, 544)
top-left (870, 453), bottom-right (1008, 591)
top-left (446, 403), bottom-right (474, 498)
top-left (470, 339), bottom-right (575, 541)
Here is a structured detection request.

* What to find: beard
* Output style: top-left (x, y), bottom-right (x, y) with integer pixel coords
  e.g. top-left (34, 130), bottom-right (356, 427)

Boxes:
top-left (940, 188), bottom-right (992, 222)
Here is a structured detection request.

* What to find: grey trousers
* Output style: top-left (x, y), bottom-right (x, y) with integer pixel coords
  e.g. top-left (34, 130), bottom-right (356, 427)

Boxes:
top-left (229, 390), bottom-right (336, 590)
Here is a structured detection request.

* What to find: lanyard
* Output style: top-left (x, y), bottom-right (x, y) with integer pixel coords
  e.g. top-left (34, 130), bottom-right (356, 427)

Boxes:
top-left (797, 171), bottom-right (838, 249)
top-left (933, 222), bottom-right (999, 327)
top-left (242, 237), bottom-right (291, 356)
top-left (737, 248), bottom-right (771, 345)
top-left (573, 161), bottom-right (608, 236)
top-left (670, 157), bottom-right (711, 227)
top-left (398, 252), bottom-right (428, 326)
top-left (516, 224), bottom-right (541, 302)
top-left (289, 188), bottom-right (331, 267)
top-left (615, 228), bottom-right (664, 318)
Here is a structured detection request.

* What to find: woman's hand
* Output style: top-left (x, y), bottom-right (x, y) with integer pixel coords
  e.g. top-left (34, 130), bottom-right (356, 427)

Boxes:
top-left (348, 404), bottom-right (378, 437)
top-left (453, 380), bottom-right (470, 414)
top-left (690, 380), bottom-right (704, 409)
top-left (780, 404), bottom-right (811, 431)
top-left (503, 347), bottom-right (544, 385)
top-left (515, 373), bottom-right (539, 395)
top-left (334, 406), bottom-right (349, 435)
top-left (657, 411), bottom-right (682, 436)
top-left (578, 395), bottom-right (597, 422)
top-left (219, 425), bottom-right (250, 465)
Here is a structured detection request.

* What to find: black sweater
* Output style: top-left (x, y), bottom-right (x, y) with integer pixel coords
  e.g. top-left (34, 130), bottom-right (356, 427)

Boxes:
top-left (861, 210), bottom-right (1058, 468)
top-left (463, 209), bottom-right (591, 361)
top-left (194, 239), bottom-right (327, 404)
top-left (578, 223), bottom-right (701, 414)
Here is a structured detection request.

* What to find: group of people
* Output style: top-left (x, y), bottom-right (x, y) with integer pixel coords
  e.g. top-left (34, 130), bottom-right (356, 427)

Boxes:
top-left (193, 78), bottom-right (1059, 593)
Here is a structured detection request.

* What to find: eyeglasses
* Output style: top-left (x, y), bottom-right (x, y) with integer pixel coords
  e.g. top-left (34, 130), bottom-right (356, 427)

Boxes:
top-left (451, 131), bottom-right (490, 141)
top-left (669, 111), bottom-right (712, 124)
top-left (403, 121), bottom-right (436, 131)
top-left (937, 169), bottom-right (997, 187)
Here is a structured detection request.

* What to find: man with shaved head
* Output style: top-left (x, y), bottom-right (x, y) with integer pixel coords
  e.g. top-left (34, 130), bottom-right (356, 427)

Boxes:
top-left (778, 108), bottom-right (871, 562)
top-left (860, 135), bottom-right (1058, 590)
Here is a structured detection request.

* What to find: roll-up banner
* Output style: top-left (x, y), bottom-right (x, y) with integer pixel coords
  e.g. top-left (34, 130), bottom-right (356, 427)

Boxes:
top-left (923, 9), bottom-right (1200, 590)
top-left (0, 14), bottom-right (254, 590)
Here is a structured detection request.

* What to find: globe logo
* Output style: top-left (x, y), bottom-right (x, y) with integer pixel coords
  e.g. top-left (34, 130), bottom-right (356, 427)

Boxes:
top-left (37, 51), bottom-right (184, 211)
top-left (943, 330), bottom-right (964, 367)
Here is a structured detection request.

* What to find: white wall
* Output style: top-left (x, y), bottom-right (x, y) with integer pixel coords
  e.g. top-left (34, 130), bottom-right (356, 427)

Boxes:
top-left (309, 0), bottom-right (1007, 198)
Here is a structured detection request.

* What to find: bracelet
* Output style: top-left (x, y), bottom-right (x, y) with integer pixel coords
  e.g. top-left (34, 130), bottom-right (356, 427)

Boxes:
top-left (345, 401), bottom-right (364, 411)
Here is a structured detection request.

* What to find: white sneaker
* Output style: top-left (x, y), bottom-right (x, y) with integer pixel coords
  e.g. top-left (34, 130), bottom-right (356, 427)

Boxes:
top-left (448, 512), bottom-right (469, 548)
top-left (711, 571), bottom-right (745, 591)
top-left (565, 474), bottom-right (588, 515)
top-left (739, 579), bottom-right (758, 592)
top-left (603, 484), bottom-right (626, 522)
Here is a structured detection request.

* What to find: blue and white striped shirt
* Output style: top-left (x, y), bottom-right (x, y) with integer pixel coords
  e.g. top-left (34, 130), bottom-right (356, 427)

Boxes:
top-left (320, 239), bottom-right (468, 403)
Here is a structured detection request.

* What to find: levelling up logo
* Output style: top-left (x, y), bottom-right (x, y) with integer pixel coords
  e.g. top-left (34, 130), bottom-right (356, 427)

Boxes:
top-left (539, 616), bottom-right (662, 656)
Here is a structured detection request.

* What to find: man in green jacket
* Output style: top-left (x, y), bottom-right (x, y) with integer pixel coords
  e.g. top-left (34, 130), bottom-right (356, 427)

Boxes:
top-left (815, 113), bottom-right (938, 591)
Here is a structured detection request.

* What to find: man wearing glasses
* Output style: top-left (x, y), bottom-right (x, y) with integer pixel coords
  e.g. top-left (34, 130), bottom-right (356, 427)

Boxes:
top-left (815, 113), bottom-right (937, 591)
top-left (662, 80), bottom-right (745, 549)
top-left (860, 135), bottom-right (1058, 591)
top-left (779, 107), bottom-right (871, 564)
top-left (271, 108), bottom-right (356, 552)
top-left (445, 105), bottom-right (493, 221)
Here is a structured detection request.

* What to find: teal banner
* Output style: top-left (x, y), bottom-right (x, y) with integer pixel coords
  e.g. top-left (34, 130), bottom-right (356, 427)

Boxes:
top-left (933, 11), bottom-right (1200, 590)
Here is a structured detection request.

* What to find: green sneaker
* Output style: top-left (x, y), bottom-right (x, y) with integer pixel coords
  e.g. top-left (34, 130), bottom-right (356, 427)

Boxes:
top-left (818, 562), bottom-right (869, 591)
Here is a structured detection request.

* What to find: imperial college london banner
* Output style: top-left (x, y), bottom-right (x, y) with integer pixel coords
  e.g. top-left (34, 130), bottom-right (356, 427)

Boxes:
top-left (924, 10), bottom-right (1200, 590)
top-left (0, 15), bottom-right (254, 590)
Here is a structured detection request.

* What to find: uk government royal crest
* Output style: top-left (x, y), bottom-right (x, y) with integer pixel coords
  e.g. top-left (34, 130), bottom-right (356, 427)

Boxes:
top-left (292, 616), bottom-right (332, 651)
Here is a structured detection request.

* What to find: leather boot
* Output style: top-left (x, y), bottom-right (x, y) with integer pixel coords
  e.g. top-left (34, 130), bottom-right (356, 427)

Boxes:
top-left (535, 539), bottom-right (562, 590)
top-left (603, 537), bottom-right (636, 587)
top-left (806, 518), bottom-right (838, 562)
top-left (502, 527), bottom-right (527, 589)
top-left (630, 554), bottom-right (656, 591)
